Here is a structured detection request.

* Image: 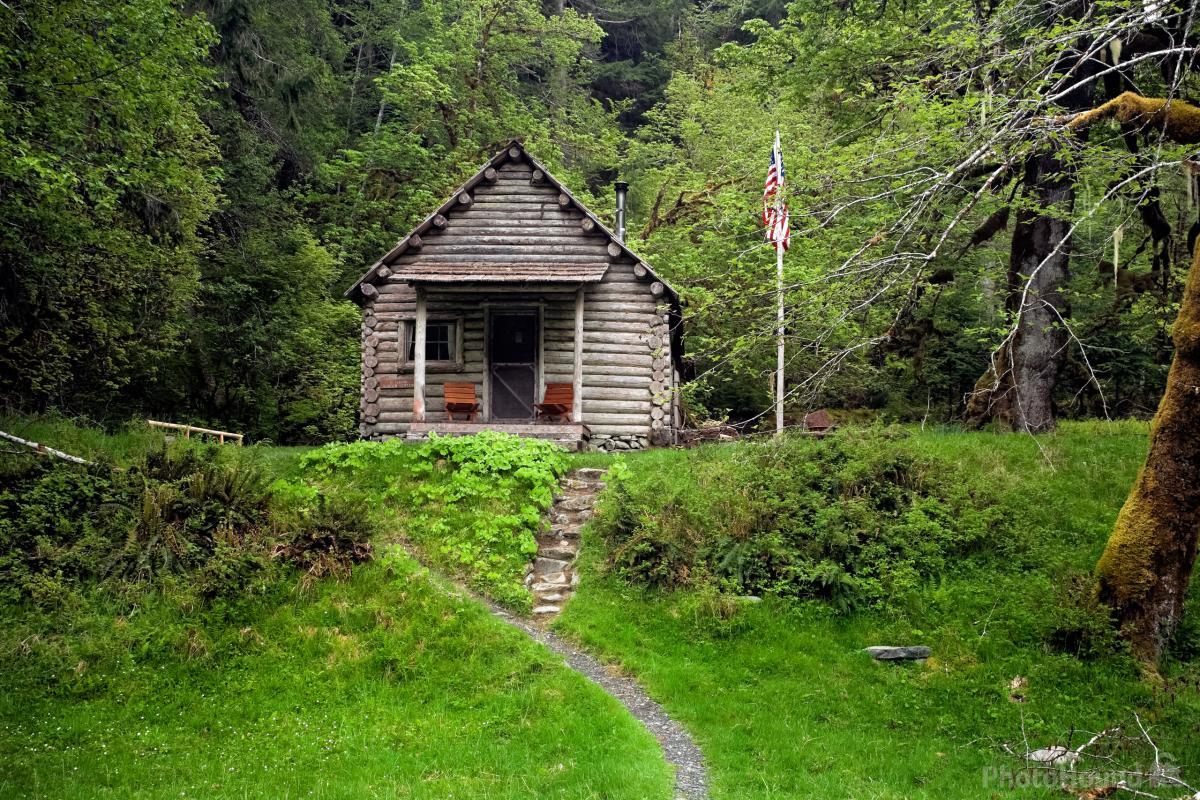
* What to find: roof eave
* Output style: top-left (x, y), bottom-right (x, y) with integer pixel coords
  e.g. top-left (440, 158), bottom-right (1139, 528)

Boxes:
top-left (345, 140), bottom-right (682, 306)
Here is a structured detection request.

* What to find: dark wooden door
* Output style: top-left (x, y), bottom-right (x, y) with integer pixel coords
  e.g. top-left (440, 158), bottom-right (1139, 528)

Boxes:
top-left (490, 312), bottom-right (538, 420)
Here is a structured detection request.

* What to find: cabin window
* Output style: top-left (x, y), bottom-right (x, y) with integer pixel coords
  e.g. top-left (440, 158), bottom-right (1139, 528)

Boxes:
top-left (404, 320), bottom-right (457, 363)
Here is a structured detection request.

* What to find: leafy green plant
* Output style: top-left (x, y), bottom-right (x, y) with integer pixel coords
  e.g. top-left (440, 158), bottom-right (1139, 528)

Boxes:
top-left (294, 432), bottom-right (567, 608)
top-left (594, 427), bottom-right (1010, 610)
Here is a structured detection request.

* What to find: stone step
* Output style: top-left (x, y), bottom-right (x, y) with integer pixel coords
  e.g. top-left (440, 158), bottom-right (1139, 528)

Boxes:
top-left (555, 495), bottom-right (597, 512)
top-left (549, 508), bottom-right (592, 525)
top-left (534, 590), bottom-right (566, 603)
top-left (540, 544), bottom-right (577, 561)
top-left (533, 556), bottom-right (571, 575)
top-left (550, 523), bottom-right (584, 539)
top-left (538, 571), bottom-right (568, 585)
top-left (574, 468), bottom-right (607, 481)
top-left (560, 477), bottom-right (604, 492)
top-left (530, 580), bottom-right (567, 592)
top-left (532, 605), bottom-right (561, 615)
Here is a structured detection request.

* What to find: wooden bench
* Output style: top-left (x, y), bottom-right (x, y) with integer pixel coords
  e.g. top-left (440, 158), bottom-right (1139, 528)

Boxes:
top-left (444, 382), bottom-right (481, 422)
top-left (534, 383), bottom-right (574, 423)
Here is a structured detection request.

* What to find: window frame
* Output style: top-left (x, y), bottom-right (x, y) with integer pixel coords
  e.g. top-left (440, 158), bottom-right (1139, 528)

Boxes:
top-left (400, 316), bottom-right (464, 371)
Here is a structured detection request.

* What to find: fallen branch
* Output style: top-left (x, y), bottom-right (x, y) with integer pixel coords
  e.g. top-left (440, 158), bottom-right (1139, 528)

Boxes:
top-left (0, 429), bottom-right (92, 466)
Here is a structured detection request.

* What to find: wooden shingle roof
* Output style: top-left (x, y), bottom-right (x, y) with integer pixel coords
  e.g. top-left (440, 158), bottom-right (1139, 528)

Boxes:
top-left (345, 141), bottom-right (680, 302)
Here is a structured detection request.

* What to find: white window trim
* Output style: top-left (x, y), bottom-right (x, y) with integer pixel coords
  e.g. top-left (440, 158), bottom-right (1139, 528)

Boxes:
top-left (399, 316), bottom-right (464, 371)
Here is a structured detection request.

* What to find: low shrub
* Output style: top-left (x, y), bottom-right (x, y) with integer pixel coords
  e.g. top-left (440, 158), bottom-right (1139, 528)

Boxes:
top-left (273, 494), bottom-right (375, 588)
top-left (595, 426), bottom-right (1011, 610)
top-left (0, 439), bottom-right (319, 604)
top-left (292, 432), bottom-right (567, 608)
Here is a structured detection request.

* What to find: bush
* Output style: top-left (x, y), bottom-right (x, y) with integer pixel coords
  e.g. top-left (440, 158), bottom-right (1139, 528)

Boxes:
top-left (594, 427), bottom-right (1010, 611)
top-left (273, 494), bottom-right (374, 588)
top-left (0, 439), bottom-right (282, 603)
top-left (294, 432), bottom-right (567, 608)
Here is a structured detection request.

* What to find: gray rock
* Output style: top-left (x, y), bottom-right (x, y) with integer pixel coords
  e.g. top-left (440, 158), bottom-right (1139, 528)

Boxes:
top-left (534, 557), bottom-right (571, 574)
top-left (531, 605), bottom-right (561, 615)
top-left (864, 645), bottom-right (931, 661)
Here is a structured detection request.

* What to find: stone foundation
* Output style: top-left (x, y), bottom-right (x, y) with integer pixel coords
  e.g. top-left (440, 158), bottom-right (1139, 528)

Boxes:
top-left (588, 433), bottom-right (650, 452)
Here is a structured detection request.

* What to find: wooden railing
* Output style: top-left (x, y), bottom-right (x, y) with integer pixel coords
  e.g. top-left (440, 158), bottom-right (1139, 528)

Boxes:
top-left (147, 420), bottom-right (244, 445)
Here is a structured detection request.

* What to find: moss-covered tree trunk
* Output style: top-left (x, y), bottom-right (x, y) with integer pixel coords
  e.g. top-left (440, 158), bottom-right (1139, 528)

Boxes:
top-left (1075, 93), bottom-right (1200, 666)
top-left (1095, 238), bottom-right (1200, 664)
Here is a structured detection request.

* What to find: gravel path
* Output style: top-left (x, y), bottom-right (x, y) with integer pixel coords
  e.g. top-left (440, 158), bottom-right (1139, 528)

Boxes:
top-left (394, 471), bottom-right (710, 800)
top-left (488, 602), bottom-right (709, 800)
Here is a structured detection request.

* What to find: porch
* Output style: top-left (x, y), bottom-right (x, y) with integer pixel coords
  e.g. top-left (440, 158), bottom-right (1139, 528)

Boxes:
top-left (405, 420), bottom-right (590, 451)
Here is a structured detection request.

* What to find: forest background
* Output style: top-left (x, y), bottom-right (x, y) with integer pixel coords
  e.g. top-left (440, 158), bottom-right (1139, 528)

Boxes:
top-left (4, 0), bottom-right (1197, 442)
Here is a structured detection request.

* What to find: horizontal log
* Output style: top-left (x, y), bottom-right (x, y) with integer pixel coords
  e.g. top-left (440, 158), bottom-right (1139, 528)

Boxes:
top-left (483, 166), bottom-right (498, 183)
top-left (530, 169), bottom-right (544, 184)
top-left (545, 352), bottom-right (652, 367)
top-left (582, 387), bottom-right (651, 402)
top-left (424, 233), bottom-right (600, 247)
top-left (579, 374), bottom-right (651, 388)
top-left (579, 311), bottom-right (660, 325)
top-left (580, 321), bottom-right (657, 334)
top-left (416, 243), bottom-right (609, 256)
top-left (582, 412), bottom-right (653, 425)
top-left (432, 214), bottom-right (448, 228)
top-left (373, 423), bottom-right (412, 433)
top-left (587, 286), bottom-right (657, 300)
top-left (586, 424), bottom-right (651, 436)
top-left (545, 331), bottom-right (648, 346)
top-left (456, 191), bottom-right (473, 206)
top-left (452, 209), bottom-right (580, 222)
top-left (446, 220), bottom-right (584, 232)
top-left (607, 242), bottom-right (622, 257)
top-left (360, 283), bottom-right (378, 298)
top-left (633, 264), bottom-right (648, 278)
top-left (584, 400), bottom-right (652, 414)
top-left (393, 253), bottom-right (607, 264)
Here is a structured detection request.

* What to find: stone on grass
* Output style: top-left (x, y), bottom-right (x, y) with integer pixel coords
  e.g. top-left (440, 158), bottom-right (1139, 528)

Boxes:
top-left (864, 645), bottom-right (931, 661)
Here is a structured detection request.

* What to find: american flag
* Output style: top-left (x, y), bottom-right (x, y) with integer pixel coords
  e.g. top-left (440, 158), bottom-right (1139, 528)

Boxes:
top-left (763, 131), bottom-right (790, 253)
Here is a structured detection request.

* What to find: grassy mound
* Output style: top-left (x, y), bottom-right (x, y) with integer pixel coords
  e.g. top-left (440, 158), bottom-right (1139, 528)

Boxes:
top-left (558, 421), bottom-right (1200, 799)
top-left (0, 417), bottom-right (670, 799)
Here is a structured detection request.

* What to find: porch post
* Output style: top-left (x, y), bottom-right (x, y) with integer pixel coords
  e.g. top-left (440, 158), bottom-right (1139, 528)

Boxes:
top-left (573, 286), bottom-right (584, 423)
top-left (413, 287), bottom-right (427, 422)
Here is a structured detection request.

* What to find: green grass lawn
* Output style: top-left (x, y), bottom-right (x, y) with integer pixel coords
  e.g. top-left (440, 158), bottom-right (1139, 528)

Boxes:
top-left (0, 416), bottom-right (672, 800)
top-left (557, 421), bottom-right (1200, 799)
top-left (0, 551), bottom-right (672, 800)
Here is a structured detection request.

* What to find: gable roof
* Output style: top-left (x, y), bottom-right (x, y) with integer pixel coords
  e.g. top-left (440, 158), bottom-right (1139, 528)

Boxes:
top-left (344, 140), bottom-right (680, 304)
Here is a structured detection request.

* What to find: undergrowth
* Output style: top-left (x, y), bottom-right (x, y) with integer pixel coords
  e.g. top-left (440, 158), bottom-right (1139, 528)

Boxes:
top-left (0, 435), bottom-right (373, 609)
top-left (284, 431), bottom-right (567, 609)
top-left (594, 426), bottom-right (1013, 611)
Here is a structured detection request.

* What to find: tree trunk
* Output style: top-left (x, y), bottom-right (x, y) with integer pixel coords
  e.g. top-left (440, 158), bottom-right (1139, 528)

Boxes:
top-left (1095, 237), bottom-right (1200, 665)
top-left (967, 151), bottom-right (1074, 431)
top-left (1067, 93), bottom-right (1200, 667)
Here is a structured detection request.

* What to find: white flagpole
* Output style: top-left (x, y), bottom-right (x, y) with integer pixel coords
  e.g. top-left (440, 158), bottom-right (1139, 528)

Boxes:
top-left (774, 131), bottom-right (785, 436)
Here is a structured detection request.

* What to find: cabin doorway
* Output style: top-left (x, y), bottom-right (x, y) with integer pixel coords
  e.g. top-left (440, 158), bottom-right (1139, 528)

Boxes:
top-left (489, 311), bottom-right (538, 420)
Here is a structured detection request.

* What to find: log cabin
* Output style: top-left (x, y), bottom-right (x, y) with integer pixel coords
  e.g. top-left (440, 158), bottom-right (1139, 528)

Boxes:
top-left (345, 141), bottom-right (684, 451)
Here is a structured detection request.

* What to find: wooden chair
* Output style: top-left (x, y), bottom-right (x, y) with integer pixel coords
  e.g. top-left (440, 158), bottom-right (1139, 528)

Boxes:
top-left (534, 383), bottom-right (574, 423)
top-left (444, 382), bottom-right (481, 422)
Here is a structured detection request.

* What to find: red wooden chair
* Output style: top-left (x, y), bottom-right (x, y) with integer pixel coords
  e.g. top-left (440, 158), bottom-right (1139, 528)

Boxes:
top-left (534, 383), bottom-right (574, 423)
top-left (444, 382), bottom-right (481, 422)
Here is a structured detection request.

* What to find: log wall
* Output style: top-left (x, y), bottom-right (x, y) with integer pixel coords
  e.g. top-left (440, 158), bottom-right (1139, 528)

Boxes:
top-left (356, 156), bottom-right (675, 449)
